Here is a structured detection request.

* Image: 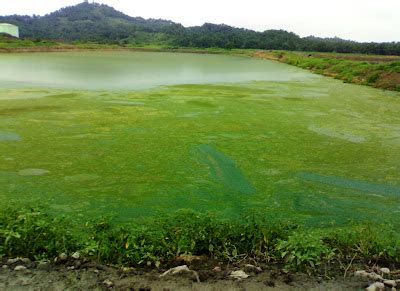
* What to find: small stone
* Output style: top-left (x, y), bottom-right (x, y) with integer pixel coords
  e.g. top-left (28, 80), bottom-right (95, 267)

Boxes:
top-left (160, 265), bottom-right (191, 277)
top-left (380, 268), bottom-right (390, 275)
top-left (230, 270), bottom-right (250, 280)
top-left (103, 279), bottom-right (114, 288)
top-left (367, 272), bottom-right (383, 281)
top-left (71, 252), bottom-right (80, 260)
top-left (20, 258), bottom-right (31, 264)
top-left (7, 258), bottom-right (21, 265)
top-left (366, 282), bottom-right (385, 291)
top-left (384, 280), bottom-right (397, 287)
top-left (213, 267), bottom-right (221, 272)
top-left (355, 270), bottom-right (369, 278)
top-left (58, 253), bottom-right (68, 262)
top-left (67, 266), bottom-right (75, 270)
top-left (14, 265), bottom-right (27, 271)
top-left (94, 269), bottom-right (99, 274)
top-left (2, 265), bottom-right (9, 269)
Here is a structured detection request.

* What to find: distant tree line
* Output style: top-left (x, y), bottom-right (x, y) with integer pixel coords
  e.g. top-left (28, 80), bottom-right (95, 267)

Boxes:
top-left (1, 2), bottom-right (399, 55)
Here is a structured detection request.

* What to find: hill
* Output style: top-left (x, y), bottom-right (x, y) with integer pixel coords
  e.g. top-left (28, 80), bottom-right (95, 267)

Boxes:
top-left (1, 2), bottom-right (399, 55)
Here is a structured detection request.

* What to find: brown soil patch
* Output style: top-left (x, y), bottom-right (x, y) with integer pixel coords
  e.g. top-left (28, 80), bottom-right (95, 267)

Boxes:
top-left (375, 72), bottom-right (400, 90)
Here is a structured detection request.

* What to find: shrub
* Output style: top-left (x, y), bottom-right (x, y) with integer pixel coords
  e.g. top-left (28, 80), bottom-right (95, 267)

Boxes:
top-left (276, 231), bottom-right (334, 271)
top-left (0, 207), bottom-right (77, 260)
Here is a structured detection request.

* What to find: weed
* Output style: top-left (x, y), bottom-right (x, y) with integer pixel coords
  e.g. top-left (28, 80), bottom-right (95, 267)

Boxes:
top-left (1, 206), bottom-right (399, 273)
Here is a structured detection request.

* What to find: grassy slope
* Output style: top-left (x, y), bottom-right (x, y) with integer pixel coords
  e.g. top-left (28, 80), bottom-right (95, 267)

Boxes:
top-left (253, 50), bottom-right (400, 91)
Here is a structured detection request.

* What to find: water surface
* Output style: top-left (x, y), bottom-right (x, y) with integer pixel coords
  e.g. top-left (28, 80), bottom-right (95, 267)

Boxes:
top-left (0, 51), bottom-right (315, 90)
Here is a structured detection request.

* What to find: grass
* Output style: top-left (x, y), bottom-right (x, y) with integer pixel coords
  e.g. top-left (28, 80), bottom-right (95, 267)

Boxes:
top-left (254, 50), bottom-right (400, 91)
top-left (1, 206), bottom-right (399, 273)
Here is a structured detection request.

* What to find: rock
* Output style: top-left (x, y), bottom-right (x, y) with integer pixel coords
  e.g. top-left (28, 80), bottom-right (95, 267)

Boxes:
top-left (244, 264), bottom-right (262, 273)
top-left (20, 258), bottom-right (31, 264)
top-left (213, 267), bottom-right (221, 272)
top-left (103, 279), bottom-right (114, 288)
top-left (367, 272), bottom-right (383, 281)
top-left (366, 282), bottom-right (385, 291)
top-left (380, 268), bottom-right (390, 275)
top-left (160, 265), bottom-right (200, 282)
top-left (71, 252), bottom-right (80, 260)
top-left (2, 265), bottom-right (9, 269)
top-left (160, 265), bottom-right (191, 277)
top-left (94, 269), bottom-right (99, 274)
top-left (7, 258), bottom-right (21, 264)
top-left (14, 265), bottom-right (27, 271)
top-left (230, 270), bottom-right (250, 280)
top-left (58, 253), bottom-right (68, 262)
top-left (37, 262), bottom-right (50, 270)
top-left (384, 280), bottom-right (397, 287)
top-left (67, 266), bottom-right (75, 270)
top-left (355, 270), bottom-right (369, 278)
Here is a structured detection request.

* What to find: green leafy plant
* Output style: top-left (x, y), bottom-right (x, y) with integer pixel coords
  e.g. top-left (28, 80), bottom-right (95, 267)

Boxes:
top-left (277, 231), bottom-right (334, 272)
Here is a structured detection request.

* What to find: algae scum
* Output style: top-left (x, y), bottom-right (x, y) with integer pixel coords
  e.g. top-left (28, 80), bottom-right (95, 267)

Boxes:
top-left (1, 51), bottom-right (400, 226)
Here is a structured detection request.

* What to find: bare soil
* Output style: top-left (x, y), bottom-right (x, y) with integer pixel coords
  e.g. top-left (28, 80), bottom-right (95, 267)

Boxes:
top-left (0, 259), bottom-right (373, 290)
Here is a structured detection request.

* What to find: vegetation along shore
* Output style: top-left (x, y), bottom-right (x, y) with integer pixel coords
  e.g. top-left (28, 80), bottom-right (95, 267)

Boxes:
top-left (1, 206), bottom-right (400, 289)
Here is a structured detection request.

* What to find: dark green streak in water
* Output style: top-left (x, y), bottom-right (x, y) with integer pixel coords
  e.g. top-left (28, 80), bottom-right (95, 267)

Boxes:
top-left (194, 144), bottom-right (256, 195)
top-left (298, 172), bottom-right (400, 197)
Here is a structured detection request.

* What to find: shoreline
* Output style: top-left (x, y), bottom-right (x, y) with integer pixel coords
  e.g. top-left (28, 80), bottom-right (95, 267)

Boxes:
top-left (0, 256), bottom-right (388, 290)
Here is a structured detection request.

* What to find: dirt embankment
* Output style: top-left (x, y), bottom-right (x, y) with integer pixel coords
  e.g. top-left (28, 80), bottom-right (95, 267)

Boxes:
top-left (1, 257), bottom-right (393, 291)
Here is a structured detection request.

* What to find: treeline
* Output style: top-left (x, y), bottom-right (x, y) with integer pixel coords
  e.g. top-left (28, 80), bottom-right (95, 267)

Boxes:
top-left (1, 2), bottom-right (399, 55)
top-left (176, 24), bottom-right (400, 55)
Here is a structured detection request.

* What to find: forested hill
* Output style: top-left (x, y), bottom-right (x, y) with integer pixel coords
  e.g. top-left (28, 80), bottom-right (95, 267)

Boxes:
top-left (1, 2), bottom-right (399, 55)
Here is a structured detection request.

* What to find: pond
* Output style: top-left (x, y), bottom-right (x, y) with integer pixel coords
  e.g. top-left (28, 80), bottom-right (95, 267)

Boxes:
top-left (0, 51), bottom-right (314, 90)
top-left (1, 51), bottom-right (400, 227)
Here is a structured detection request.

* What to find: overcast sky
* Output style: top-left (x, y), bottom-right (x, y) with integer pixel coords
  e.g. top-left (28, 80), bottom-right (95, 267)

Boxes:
top-left (0, 0), bottom-right (398, 42)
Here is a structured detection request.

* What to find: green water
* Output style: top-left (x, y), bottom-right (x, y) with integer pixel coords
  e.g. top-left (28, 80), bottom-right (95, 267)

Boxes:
top-left (0, 51), bottom-right (312, 90)
top-left (1, 51), bottom-right (400, 226)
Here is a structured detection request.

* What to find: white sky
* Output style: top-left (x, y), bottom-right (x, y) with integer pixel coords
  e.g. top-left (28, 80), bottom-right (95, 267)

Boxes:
top-left (0, 0), bottom-right (398, 42)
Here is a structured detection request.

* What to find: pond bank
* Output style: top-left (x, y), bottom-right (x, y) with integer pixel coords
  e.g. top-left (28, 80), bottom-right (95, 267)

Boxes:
top-left (0, 257), bottom-right (384, 291)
